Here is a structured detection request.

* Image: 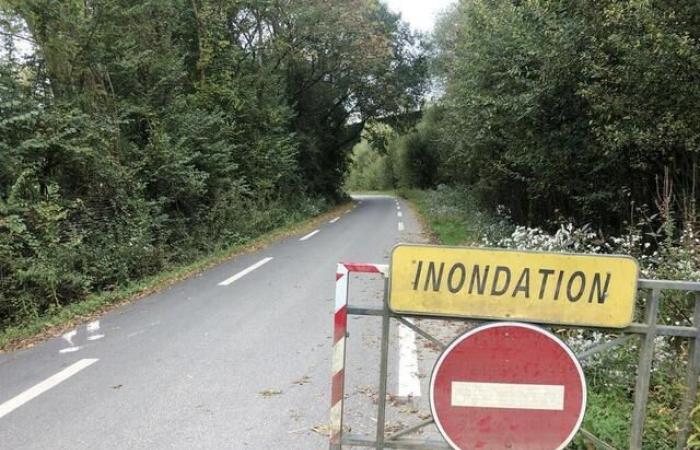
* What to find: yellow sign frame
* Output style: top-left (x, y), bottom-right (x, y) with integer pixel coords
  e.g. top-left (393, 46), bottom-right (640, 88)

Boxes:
top-left (389, 244), bottom-right (639, 328)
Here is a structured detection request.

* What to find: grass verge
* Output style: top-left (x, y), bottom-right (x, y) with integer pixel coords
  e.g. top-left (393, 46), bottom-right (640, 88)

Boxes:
top-left (0, 201), bottom-right (353, 352)
top-left (399, 187), bottom-right (509, 245)
top-left (402, 187), bottom-right (695, 449)
top-left (400, 189), bottom-right (466, 244)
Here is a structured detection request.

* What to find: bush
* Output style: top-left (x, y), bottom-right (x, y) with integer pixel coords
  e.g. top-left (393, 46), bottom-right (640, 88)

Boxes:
top-left (432, 1), bottom-right (700, 233)
top-left (409, 185), bottom-right (698, 448)
top-left (344, 141), bottom-right (394, 191)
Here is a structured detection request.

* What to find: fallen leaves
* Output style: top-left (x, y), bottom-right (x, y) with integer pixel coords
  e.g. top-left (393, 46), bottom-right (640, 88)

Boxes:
top-left (291, 375), bottom-right (311, 386)
top-left (311, 423), bottom-right (351, 436)
top-left (258, 388), bottom-right (283, 397)
top-left (311, 424), bottom-right (330, 436)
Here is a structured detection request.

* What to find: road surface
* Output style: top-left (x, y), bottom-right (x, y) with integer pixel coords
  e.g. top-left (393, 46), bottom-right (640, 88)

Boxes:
top-left (0, 195), bottom-right (451, 449)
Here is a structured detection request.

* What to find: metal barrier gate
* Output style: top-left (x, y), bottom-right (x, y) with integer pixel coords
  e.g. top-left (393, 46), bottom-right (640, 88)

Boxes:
top-left (330, 262), bottom-right (700, 450)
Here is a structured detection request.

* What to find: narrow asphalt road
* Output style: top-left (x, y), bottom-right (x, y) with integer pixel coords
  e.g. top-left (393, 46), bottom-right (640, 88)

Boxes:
top-left (0, 195), bottom-right (439, 449)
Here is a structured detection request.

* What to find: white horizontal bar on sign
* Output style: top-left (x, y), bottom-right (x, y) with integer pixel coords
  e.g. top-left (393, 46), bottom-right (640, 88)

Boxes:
top-left (451, 381), bottom-right (565, 411)
top-left (218, 257), bottom-right (273, 286)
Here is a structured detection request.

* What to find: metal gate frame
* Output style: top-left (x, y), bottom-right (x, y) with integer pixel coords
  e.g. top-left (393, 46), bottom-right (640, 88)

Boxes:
top-left (329, 262), bottom-right (700, 450)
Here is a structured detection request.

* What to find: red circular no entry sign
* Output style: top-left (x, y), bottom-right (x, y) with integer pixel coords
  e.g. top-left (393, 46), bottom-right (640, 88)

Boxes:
top-left (430, 322), bottom-right (586, 450)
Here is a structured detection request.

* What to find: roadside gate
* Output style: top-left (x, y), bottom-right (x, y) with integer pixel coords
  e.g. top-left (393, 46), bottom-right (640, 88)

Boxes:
top-left (329, 244), bottom-right (700, 450)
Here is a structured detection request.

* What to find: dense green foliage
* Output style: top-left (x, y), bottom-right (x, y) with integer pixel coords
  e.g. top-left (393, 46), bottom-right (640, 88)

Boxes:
top-left (431, 0), bottom-right (700, 231)
top-left (405, 186), bottom-right (699, 449)
top-left (348, 0), bottom-right (700, 233)
top-left (391, 3), bottom-right (700, 446)
top-left (0, 0), bottom-right (426, 327)
top-left (344, 141), bottom-right (393, 192)
top-left (345, 111), bottom-right (439, 191)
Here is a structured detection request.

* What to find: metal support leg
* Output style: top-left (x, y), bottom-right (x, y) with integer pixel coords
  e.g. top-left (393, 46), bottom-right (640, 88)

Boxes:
top-left (676, 292), bottom-right (700, 450)
top-left (630, 289), bottom-right (660, 449)
top-left (375, 278), bottom-right (391, 449)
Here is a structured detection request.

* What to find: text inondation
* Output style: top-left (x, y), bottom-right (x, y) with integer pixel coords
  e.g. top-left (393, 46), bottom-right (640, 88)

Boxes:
top-left (412, 261), bottom-right (611, 304)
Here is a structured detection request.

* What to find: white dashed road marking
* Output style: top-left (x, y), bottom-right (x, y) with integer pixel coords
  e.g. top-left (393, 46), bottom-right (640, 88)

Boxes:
top-left (218, 257), bottom-right (274, 286)
top-left (299, 230), bottom-right (320, 241)
top-left (0, 359), bottom-right (99, 419)
top-left (59, 330), bottom-right (81, 353)
top-left (398, 222), bottom-right (405, 231)
top-left (61, 330), bottom-right (77, 343)
top-left (59, 347), bottom-right (81, 354)
top-left (329, 217), bottom-right (340, 224)
top-left (86, 320), bottom-right (104, 341)
top-left (397, 212), bottom-right (403, 218)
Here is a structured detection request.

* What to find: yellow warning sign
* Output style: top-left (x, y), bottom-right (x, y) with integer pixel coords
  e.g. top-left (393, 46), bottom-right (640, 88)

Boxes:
top-left (390, 244), bottom-right (639, 328)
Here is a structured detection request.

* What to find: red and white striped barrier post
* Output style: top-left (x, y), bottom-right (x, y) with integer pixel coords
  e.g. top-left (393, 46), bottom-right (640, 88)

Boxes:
top-left (330, 263), bottom-right (388, 449)
top-left (330, 263), bottom-right (349, 448)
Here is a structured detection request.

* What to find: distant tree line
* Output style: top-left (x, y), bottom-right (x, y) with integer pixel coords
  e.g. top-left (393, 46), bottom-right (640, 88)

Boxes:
top-left (350, 0), bottom-right (700, 236)
top-left (345, 112), bottom-right (439, 192)
top-left (0, 0), bottom-right (426, 326)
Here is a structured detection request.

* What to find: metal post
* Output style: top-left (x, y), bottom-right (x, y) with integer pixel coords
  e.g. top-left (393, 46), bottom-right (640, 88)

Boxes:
top-left (630, 288), bottom-right (660, 449)
top-left (676, 292), bottom-right (700, 450)
top-left (375, 278), bottom-right (391, 449)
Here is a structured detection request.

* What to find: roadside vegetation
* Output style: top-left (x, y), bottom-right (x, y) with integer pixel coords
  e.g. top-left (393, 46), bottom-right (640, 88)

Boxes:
top-left (349, 0), bottom-right (700, 237)
top-left (2, 0), bottom-right (698, 445)
top-left (0, 1), bottom-right (427, 337)
top-left (403, 186), bottom-right (698, 448)
top-left (0, 202), bottom-right (349, 350)
top-left (344, 1), bottom-right (700, 447)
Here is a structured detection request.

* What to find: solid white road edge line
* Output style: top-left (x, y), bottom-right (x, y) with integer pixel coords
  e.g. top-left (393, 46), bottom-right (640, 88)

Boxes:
top-left (0, 358), bottom-right (99, 419)
top-left (299, 229), bottom-right (320, 241)
top-left (398, 320), bottom-right (421, 397)
top-left (398, 222), bottom-right (405, 231)
top-left (329, 217), bottom-right (340, 224)
top-left (218, 257), bottom-right (274, 286)
top-left (451, 381), bottom-right (565, 410)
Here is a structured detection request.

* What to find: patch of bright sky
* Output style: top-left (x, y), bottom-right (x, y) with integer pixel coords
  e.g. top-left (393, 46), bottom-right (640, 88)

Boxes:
top-left (382, 0), bottom-right (456, 33)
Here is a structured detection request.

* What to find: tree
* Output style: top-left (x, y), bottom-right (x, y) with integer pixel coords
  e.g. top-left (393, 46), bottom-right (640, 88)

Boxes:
top-left (430, 0), bottom-right (700, 231)
top-left (0, 0), bottom-right (427, 326)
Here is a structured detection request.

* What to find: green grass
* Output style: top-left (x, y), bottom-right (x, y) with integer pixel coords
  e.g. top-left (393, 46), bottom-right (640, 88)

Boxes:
top-left (400, 187), bottom-right (508, 245)
top-left (401, 189), bottom-right (468, 245)
top-left (0, 202), bottom-right (352, 352)
top-left (403, 187), bottom-right (699, 449)
top-left (426, 218), bottom-right (470, 245)
top-left (581, 388), bottom-right (633, 448)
